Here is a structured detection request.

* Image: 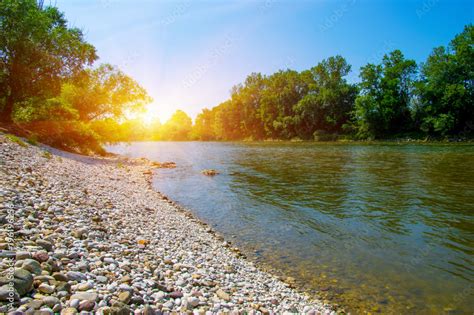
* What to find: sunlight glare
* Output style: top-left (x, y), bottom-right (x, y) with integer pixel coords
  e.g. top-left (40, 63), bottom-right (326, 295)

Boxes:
top-left (142, 103), bottom-right (161, 125)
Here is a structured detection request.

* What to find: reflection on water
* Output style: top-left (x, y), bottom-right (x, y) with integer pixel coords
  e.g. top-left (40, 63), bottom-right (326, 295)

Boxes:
top-left (107, 142), bottom-right (474, 314)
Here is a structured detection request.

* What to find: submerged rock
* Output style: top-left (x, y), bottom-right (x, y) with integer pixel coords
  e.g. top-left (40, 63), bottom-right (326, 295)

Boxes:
top-left (201, 169), bottom-right (219, 176)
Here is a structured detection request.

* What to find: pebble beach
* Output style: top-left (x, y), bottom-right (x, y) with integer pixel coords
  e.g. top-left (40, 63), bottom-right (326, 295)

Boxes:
top-left (0, 134), bottom-right (335, 315)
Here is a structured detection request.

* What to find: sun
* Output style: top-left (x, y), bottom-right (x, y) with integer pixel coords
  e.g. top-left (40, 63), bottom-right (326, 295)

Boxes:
top-left (142, 103), bottom-right (160, 125)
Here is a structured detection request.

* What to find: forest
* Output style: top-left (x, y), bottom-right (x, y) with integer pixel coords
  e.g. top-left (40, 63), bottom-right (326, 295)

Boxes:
top-left (168, 24), bottom-right (474, 142)
top-left (0, 0), bottom-right (473, 154)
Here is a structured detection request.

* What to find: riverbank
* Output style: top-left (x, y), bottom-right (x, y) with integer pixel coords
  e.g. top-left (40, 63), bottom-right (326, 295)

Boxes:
top-left (0, 133), bottom-right (336, 314)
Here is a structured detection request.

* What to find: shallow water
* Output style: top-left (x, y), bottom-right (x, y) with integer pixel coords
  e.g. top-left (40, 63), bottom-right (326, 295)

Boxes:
top-left (107, 142), bottom-right (474, 314)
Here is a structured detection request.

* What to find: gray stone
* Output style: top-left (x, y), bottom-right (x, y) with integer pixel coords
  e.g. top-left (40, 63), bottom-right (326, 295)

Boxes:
top-left (0, 284), bottom-right (19, 301)
top-left (70, 292), bottom-right (98, 302)
top-left (69, 299), bottom-right (80, 308)
top-left (26, 299), bottom-right (44, 309)
top-left (21, 259), bottom-right (42, 275)
top-left (0, 268), bottom-right (34, 296)
top-left (96, 276), bottom-right (108, 283)
top-left (52, 272), bottom-right (68, 282)
top-left (15, 252), bottom-right (32, 260)
top-left (36, 240), bottom-right (53, 252)
top-left (55, 281), bottom-right (71, 293)
top-left (66, 271), bottom-right (87, 282)
top-left (42, 296), bottom-right (60, 307)
top-left (188, 297), bottom-right (200, 308)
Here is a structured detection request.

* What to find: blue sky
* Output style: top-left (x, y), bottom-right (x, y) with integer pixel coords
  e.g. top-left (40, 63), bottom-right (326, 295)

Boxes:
top-left (55, 0), bottom-right (473, 122)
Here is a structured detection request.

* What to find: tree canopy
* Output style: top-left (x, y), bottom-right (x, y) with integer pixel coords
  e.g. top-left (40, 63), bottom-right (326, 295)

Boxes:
top-left (0, 0), bottom-right (151, 153)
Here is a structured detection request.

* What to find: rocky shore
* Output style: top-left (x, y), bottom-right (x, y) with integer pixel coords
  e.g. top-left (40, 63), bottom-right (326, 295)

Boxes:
top-left (0, 134), bottom-right (335, 314)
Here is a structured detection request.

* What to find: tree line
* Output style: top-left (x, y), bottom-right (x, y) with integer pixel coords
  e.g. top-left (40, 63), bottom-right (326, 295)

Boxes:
top-left (158, 24), bottom-right (472, 141)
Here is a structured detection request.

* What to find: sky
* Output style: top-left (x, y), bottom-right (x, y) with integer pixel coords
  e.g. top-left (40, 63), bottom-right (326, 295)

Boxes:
top-left (54, 0), bottom-right (473, 122)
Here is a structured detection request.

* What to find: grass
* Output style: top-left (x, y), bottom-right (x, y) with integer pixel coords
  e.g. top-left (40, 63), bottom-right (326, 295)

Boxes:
top-left (5, 134), bottom-right (27, 147)
top-left (26, 134), bottom-right (39, 146)
top-left (42, 151), bottom-right (52, 159)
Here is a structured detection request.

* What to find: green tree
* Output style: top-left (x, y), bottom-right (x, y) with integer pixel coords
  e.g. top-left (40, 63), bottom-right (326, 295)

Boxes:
top-left (415, 24), bottom-right (473, 136)
top-left (294, 56), bottom-right (357, 139)
top-left (160, 110), bottom-right (192, 140)
top-left (192, 108), bottom-right (216, 140)
top-left (0, 0), bottom-right (97, 122)
top-left (57, 64), bottom-right (151, 121)
top-left (233, 73), bottom-right (266, 140)
top-left (354, 50), bottom-right (417, 138)
top-left (260, 70), bottom-right (308, 139)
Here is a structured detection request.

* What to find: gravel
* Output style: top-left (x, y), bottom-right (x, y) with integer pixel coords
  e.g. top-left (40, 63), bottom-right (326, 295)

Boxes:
top-left (0, 134), bottom-right (335, 314)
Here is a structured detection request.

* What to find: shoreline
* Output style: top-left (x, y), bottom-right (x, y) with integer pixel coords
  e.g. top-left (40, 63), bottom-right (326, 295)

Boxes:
top-left (0, 134), bottom-right (337, 314)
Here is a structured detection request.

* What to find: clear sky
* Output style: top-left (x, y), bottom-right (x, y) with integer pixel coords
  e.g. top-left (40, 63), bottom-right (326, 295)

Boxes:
top-left (55, 0), bottom-right (473, 122)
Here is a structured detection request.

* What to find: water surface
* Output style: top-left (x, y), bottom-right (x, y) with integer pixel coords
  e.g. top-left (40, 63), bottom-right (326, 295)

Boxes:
top-left (107, 142), bottom-right (474, 314)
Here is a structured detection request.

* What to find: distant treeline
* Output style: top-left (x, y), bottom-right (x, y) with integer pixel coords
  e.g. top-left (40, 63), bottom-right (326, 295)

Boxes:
top-left (143, 24), bottom-right (472, 142)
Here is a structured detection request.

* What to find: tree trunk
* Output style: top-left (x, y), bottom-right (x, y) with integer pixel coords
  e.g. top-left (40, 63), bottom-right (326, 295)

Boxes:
top-left (0, 95), bottom-right (14, 123)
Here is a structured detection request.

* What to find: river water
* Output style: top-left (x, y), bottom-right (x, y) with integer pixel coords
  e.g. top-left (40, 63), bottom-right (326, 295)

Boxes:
top-left (107, 142), bottom-right (474, 314)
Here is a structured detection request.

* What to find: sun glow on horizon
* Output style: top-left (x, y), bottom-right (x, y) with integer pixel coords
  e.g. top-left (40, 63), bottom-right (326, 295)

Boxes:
top-left (139, 102), bottom-right (160, 125)
top-left (137, 102), bottom-right (190, 126)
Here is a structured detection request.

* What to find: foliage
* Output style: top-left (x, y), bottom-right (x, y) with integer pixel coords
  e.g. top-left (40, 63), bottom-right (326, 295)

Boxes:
top-left (0, 0), bottom-right (97, 121)
top-left (61, 64), bottom-right (151, 121)
top-left (415, 24), bottom-right (473, 136)
top-left (5, 133), bottom-right (27, 147)
top-left (0, 1), bottom-right (151, 154)
top-left (187, 56), bottom-right (357, 141)
top-left (353, 50), bottom-right (417, 139)
top-left (159, 110), bottom-right (192, 140)
top-left (294, 56), bottom-right (358, 139)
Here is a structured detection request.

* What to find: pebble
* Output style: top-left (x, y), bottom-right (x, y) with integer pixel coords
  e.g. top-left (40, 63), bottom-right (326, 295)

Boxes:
top-left (38, 284), bottom-right (55, 294)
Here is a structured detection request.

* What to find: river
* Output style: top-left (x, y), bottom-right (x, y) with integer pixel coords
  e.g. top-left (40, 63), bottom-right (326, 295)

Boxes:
top-left (107, 141), bottom-right (474, 314)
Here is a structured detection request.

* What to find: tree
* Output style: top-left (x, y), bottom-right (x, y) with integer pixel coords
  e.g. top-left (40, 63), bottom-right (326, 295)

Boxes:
top-left (294, 56), bottom-right (357, 139)
top-left (259, 70), bottom-right (308, 139)
top-left (0, 0), bottom-right (97, 122)
top-left (354, 50), bottom-right (417, 138)
top-left (415, 24), bottom-right (473, 136)
top-left (57, 64), bottom-right (151, 121)
top-left (192, 108), bottom-right (216, 140)
top-left (234, 73), bottom-right (266, 140)
top-left (160, 110), bottom-right (192, 140)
